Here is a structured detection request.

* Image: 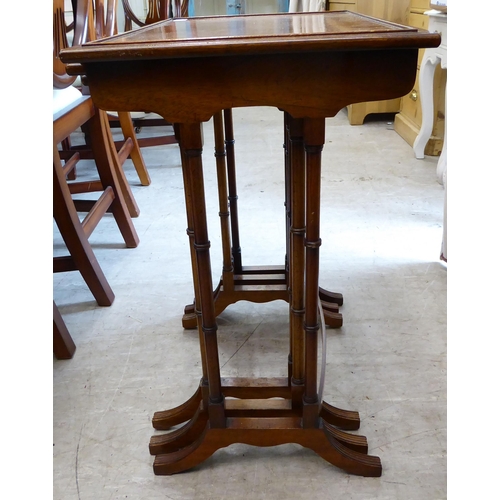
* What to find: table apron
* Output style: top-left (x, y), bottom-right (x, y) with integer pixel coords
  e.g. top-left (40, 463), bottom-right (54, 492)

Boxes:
top-left (84, 49), bottom-right (418, 122)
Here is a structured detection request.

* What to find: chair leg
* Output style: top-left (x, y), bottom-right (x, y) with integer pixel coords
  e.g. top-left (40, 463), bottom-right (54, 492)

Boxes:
top-left (53, 301), bottom-right (76, 359)
top-left (53, 144), bottom-right (115, 306)
top-left (87, 109), bottom-right (141, 243)
top-left (118, 111), bottom-right (152, 186)
top-left (105, 113), bottom-right (141, 219)
top-left (87, 109), bottom-right (141, 219)
top-left (61, 137), bottom-right (77, 179)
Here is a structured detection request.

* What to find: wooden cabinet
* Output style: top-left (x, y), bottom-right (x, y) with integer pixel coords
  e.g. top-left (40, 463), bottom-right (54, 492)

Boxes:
top-left (393, 0), bottom-right (446, 156)
top-left (326, 0), bottom-right (411, 125)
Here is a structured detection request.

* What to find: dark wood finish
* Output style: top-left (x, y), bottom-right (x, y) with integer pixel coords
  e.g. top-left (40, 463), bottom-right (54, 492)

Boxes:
top-left (53, 301), bottom-right (76, 359)
top-left (61, 11), bottom-right (440, 476)
top-left (53, 105), bottom-right (140, 302)
top-left (182, 110), bottom-right (343, 330)
top-left (223, 109), bottom-right (242, 274)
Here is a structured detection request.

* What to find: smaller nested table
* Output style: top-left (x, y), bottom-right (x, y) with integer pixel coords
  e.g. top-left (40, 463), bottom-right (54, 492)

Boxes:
top-left (62, 11), bottom-right (439, 477)
top-left (180, 106), bottom-right (346, 331)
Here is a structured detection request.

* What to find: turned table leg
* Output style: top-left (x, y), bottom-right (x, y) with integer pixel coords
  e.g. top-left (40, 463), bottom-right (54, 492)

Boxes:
top-left (286, 113), bottom-right (306, 406)
top-left (302, 117), bottom-right (323, 428)
top-left (150, 116), bottom-right (381, 478)
top-left (223, 109), bottom-right (242, 274)
top-left (214, 111), bottom-right (235, 294)
top-left (179, 122), bottom-right (225, 427)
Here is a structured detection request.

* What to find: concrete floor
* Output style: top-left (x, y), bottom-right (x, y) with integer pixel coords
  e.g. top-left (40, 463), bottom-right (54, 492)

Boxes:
top-left (53, 106), bottom-right (447, 499)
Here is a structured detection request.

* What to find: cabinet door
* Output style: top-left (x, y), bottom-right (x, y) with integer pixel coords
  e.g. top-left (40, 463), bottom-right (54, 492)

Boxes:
top-left (329, 1), bottom-right (411, 25)
top-left (408, 11), bottom-right (429, 29)
top-left (411, 0), bottom-right (430, 11)
top-left (327, 2), bottom-right (357, 12)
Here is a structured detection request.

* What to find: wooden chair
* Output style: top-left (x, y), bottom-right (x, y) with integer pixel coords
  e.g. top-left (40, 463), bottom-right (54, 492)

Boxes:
top-left (59, 0), bottom-right (152, 186)
top-left (53, 0), bottom-right (140, 358)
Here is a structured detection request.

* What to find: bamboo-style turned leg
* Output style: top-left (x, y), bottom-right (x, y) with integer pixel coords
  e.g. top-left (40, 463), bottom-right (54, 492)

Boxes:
top-left (179, 122), bottom-right (225, 428)
top-left (182, 110), bottom-right (343, 330)
top-left (150, 117), bottom-right (381, 478)
top-left (287, 113), bottom-right (306, 407)
top-left (214, 111), bottom-right (234, 294)
top-left (177, 126), bottom-right (210, 403)
top-left (284, 113), bottom-right (344, 329)
top-left (223, 108), bottom-right (242, 275)
top-left (182, 109), bottom-right (288, 329)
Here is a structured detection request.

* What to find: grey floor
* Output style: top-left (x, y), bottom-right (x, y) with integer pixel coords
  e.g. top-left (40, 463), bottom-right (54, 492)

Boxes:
top-left (53, 106), bottom-right (447, 499)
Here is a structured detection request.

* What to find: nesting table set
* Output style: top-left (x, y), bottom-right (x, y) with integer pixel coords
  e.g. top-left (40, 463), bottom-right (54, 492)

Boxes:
top-left (62, 11), bottom-right (439, 477)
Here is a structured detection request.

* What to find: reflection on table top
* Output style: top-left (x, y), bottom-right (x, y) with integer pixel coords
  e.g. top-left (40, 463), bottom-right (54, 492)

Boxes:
top-left (61, 11), bottom-right (440, 62)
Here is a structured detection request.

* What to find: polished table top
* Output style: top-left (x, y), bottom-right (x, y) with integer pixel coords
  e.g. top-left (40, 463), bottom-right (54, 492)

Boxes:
top-left (62, 11), bottom-right (439, 60)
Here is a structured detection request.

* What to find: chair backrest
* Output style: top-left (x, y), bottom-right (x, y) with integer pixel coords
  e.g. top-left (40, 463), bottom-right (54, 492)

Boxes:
top-left (54, 0), bottom-right (127, 92)
top-left (170, 0), bottom-right (189, 18)
top-left (53, 0), bottom-right (90, 89)
top-left (122, 0), bottom-right (189, 30)
top-left (93, 0), bottom-right (119, 39)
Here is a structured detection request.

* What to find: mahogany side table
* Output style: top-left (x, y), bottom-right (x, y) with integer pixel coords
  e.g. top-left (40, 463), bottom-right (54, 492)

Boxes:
top-left (62, 11), bottom-right (440, 477)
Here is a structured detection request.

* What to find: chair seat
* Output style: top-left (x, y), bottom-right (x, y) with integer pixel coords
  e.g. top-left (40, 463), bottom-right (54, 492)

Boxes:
top-left (106, 110), bottom-right (159, 120)
top-left (53, 86), bottom-right (90, 121)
